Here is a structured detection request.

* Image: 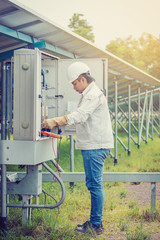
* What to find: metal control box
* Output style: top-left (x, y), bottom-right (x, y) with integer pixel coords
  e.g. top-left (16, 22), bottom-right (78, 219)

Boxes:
top-left (13, 49), bottom-right (108, 138)
top-left (1, 48), bottom-right (59, 165)
top-left (0, 138), bottom-right (55, 165)
top-left (12, 49), bottom-right (108, 139)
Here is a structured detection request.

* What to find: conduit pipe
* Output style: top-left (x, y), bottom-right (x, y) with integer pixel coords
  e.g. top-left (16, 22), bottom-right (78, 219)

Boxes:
top-left (7, 163), bottom-right (65, 209)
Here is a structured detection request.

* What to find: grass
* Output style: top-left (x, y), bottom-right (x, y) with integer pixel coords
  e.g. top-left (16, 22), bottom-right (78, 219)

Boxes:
top-left (58, 134), bottom-right (160, 173)
top-left (1, 134), bottom-right (160, 239)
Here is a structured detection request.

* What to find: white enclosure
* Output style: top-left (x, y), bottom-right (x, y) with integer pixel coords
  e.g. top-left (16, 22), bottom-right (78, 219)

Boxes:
top-left (13, 48), bottom-right (108, 137)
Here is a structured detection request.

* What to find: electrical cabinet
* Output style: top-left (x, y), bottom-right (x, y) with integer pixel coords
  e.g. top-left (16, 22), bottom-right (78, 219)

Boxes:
top-left (0, 48), bottom-right (58, 165)
top-left (0, 48), bottom-right (108, 165)
top-left (0, 49), bottom-right (109, 218)
top-left (13, 48), bottom-right (108, 138)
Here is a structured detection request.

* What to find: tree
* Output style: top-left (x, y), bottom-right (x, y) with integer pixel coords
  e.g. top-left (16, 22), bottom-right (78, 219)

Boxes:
top-left (105, 33), bottom-right (160, 79)
top-left (137, 33), bottom-right (160, 78)
top-left (68, 13), bottom-right (95, 43)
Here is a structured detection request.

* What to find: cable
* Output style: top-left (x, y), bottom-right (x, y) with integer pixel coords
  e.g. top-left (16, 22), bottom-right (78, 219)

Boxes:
top-left (42, 190), bottom-right (60, 214)
top-left (56, 138), bottom-right (61, 172)
top-left (42, 162), bottom-right (65, 209)
top-left (51, 129), bottom-right (62, 173)
top-left (52, 135), bottom-right (57, 159)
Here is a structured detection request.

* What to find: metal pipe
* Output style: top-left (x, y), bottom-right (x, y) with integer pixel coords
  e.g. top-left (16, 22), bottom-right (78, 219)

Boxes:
top-left (1, 62), bottom-right (7, 140)
top-left (0, 62), bottom-right (7, 230)
top-left (70, 135), bottom-right (74, 187)
top-left (110, 110), bottom-right (137, 145)
top-left (6, 62), bottom-right (12, 140)
top-left (152, 115), bottom-right (159, 128)
top-left (118, 105), bottom-right (140, 136)
top-left (152, 124), bottom-right (159, 135)
top-left (159, 90), bottom-right (160, 137)
top-left (7, 203), bottom-right (63, 209)
top-left (145, 90), bottom-right (148, 143)
top-left (70, 135), bottom-right (74, 172)
top-left (1, 165), bottom-right (7, 227)
top-left (151, 182), bottom-right (156, 211)
top-left (128, 84), bottom-right (131, 155)
top-left (8, 171), bottom-right (160, 183)
top-left (41, 162), bottom-right (66, 208)
top-left (146, 92), bottom-right (153, 140)
top-left (136, 100), bottom-right (153, 140)
top-left (124, 99), bottom-right (137, 119)
top-left (139, 91), bottom-right (147, 143)
top-left (112, 130), bottom-right (128, 151)
top-left (138, 88), bottom-right (141, 148)
top-left (153, 103), bottom-right (159, 112)
top-left (50, 159), bottom-right (64, 172)
top-left (114, 81), bottom-right (118, 164)
top-left (22, 195), bottom-right (30, 224)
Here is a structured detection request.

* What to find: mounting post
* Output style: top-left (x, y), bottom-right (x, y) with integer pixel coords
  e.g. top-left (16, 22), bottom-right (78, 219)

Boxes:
top-left (151, 182), bottom-right (156, 211)
top-left (0, 62), bottom-right (7, 231)
top-left (70, 135), bottom-right (74, 187)
top-left (128, 84), bottom-right (131, 155)
top-left (22, 195), bottom-right (32, 225)
top-left (114, 81), bottom-right (118, 165)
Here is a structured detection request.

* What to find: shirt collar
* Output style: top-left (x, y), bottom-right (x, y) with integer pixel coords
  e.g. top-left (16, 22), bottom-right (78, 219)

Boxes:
top-left (82, 81), bottom-right (95, 96)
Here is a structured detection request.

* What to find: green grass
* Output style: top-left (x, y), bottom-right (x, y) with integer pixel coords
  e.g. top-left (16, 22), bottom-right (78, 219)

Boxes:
top-left (58, 134), bottom-right (160, 173)
top-left (1, 135), bottom-right (160, 239)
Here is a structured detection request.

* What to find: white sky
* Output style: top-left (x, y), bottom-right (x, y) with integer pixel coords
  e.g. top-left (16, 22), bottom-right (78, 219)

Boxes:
top-left (20, 0), bottom-right (160, 49)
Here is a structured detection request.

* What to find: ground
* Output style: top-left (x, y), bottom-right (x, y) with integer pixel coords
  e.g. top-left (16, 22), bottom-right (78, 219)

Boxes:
top-left (98, 182), bottom-right (160, 240)
top-left (124, 182), bottom-right (160, 207)
top-left (125, 182), bottom-right (160, 240)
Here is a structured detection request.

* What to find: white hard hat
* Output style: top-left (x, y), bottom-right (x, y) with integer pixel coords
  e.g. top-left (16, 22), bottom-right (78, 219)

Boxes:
top-left (67, 62), bottom-right (90, 83)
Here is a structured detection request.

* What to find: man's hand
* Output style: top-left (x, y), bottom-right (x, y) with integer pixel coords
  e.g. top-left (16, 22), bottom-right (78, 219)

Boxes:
top-left (41, 118), bottom-right (57, 129)
top-left (41, 115), bottom-right (68, 129)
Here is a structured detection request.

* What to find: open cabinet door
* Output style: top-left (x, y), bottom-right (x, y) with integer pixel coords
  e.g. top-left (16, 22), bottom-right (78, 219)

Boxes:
top-left (57, 58), bottom-right (108, 135)
top-left (13, 48), bottom-right (41, 140)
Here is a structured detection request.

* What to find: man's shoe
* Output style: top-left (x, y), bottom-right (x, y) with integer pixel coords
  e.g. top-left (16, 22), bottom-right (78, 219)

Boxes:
top-left (75, 221), bottom-right (91, 233)
top-left (77, 220), bottom-right (89, 227)
top-left (92, 223), bottom-right (104, 235)
top-left (75, 221), bottom-right (103, 234)
top-left (78, 221), bottom-right (103, 228)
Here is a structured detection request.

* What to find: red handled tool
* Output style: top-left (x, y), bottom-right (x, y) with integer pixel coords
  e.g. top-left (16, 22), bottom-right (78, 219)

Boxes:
top-left (41, 131), bottom-right (62, 139)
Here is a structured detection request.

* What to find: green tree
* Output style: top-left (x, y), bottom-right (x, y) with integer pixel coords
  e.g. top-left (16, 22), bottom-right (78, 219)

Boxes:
top-left (105, 33), bottom-right (160, 79)
top-left (137, 33), bottom-right (160, 78)
top-left (68, 13), bottom-right (95, 43)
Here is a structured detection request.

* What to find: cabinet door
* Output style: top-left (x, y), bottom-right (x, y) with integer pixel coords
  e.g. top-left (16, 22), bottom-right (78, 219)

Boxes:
top-left (13, 48), bottom-right (41, 140)
top-left (57, 58), bottom-right (108, 135)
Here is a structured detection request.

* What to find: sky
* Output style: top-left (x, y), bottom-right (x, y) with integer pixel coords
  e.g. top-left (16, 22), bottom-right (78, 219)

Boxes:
top-left (20, 0), bottom-right (160, 50)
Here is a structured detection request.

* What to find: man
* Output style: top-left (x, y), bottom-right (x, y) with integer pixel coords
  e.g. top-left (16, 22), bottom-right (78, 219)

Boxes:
top-left (41, 62), bottom-right (114, 234)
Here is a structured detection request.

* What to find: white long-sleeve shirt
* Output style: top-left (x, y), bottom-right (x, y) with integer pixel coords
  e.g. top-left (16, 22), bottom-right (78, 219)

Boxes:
top-left (67, 82), bottom-right (114, 150)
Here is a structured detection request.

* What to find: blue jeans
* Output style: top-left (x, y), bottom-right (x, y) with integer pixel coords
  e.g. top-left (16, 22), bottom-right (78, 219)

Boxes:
top-left (81, 149), bottom-right (110, 226)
